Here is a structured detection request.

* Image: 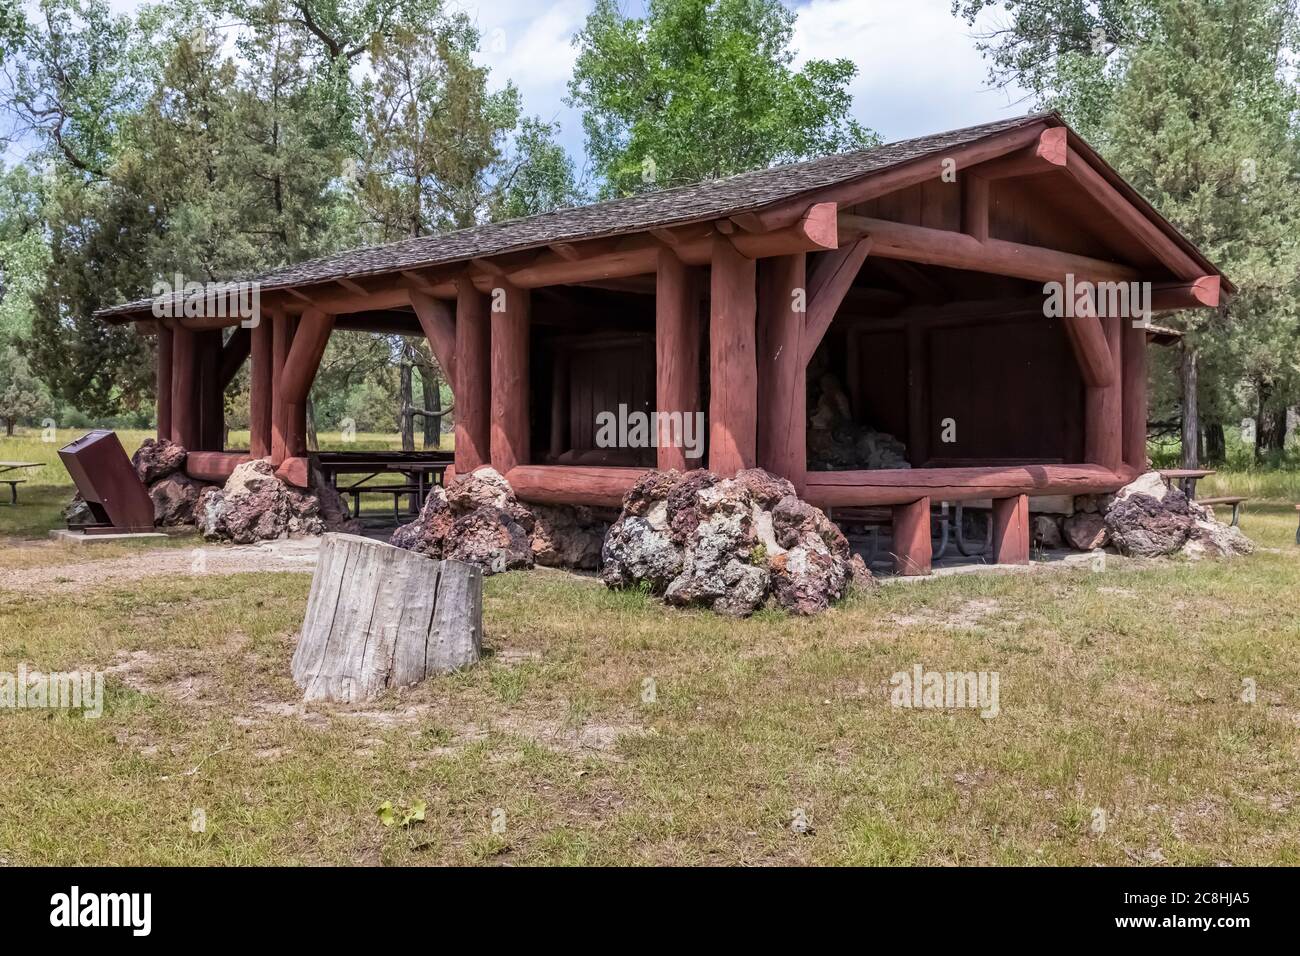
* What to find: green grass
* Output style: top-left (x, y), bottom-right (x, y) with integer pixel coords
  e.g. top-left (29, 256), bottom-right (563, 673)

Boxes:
top-left (0, 503), bottom-right (1298, 865)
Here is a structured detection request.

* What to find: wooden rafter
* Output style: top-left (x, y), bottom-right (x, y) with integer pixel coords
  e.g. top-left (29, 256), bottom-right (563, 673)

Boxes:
top-left (802, 238), bottom-right (872, 363)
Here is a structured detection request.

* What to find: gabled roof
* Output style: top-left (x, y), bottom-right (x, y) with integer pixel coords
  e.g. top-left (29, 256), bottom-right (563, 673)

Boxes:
top-left (98, 111), bottom-right (1230, 319)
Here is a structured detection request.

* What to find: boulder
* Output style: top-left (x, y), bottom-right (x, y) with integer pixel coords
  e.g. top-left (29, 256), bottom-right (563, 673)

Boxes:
top-left (200, 459), bottom-right (358, 544)
top-left (531, 504), bottom-right (608, 570)
top-left (445, 506), bottom-right (534, 574)
top-left (1032, 514), bottom-right (1064, 549)
top-left (63, 494), bottom-right (93, 528)
top-left (1063, 512), bottom-right (1109, 551)
top-left (603, 467), bottom-right (865, 616)
top-left (131, 438), bottom-right (187, 484)
top-left (1103, 472), bottom-right (1193, 557)
top-left (149, 472), bottom-right (203, 526)
top-left (1181, 515), bottom-right (1255, 559)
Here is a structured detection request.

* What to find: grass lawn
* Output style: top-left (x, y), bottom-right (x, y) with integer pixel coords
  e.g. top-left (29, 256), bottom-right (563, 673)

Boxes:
top-left (1, 429), bottom-right (1298, 865)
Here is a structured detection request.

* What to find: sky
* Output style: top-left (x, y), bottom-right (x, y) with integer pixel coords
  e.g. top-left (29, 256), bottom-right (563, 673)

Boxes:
top-left (84, 0), bottom-right (1031, 174)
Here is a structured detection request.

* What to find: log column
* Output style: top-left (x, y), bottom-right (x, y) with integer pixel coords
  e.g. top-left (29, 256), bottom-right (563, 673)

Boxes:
top-left (156, 324), bottom-right (174, 442)
top-left (270, 309), bottom-right (293, 466)
top-left (489, 281), bottom-right (530, 475)
top-left (170, 325), bottom-right (199, 449)
top-left (756, 252), bottom-right (807, 492)
top-left (1083, 313), bottom-right (1123, 471)
top-left (656, 247), bottom-right (700, 471)
top-left (708, 236), bottom-right (757, 476)
top-left (249, 316), bottom-right (273, 459)
top-left (455, 279), bottom-right (492, 475)
top-left (281, 309), bottom-right (334, 461)
top-left (197, 330), bottom-right (224, 452)
top-left (892, 497), bottom-right (932, 576)
top-left (992, 494), bottom-right (1030, 565)
top-left (1122, 319), bottom-right (1148, 473)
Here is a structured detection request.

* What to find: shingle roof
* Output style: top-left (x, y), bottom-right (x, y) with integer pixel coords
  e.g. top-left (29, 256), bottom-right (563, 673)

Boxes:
top-left (99, 113), bottom-right (1052, 318)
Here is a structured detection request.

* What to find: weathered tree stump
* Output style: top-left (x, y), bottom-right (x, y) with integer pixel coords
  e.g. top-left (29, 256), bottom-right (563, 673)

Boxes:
top-left (291, 533), bottom-right (482, 703)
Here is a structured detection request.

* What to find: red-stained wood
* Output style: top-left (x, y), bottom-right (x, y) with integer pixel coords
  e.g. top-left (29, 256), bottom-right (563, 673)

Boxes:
top-left (282, 309), bottom-right (334, 458)
top-left (506, 465), bottom-right (648, 508)
top-left (967, 128), bottom-right (1068, 181)
top-left (1063, 147), bottom-right (1204, 280)
top-left (156, 324), bottom-right (173, 441)
top-left (455, 279), bottom-right (492, 474)
top-left (708, 235), bottom-right (757, 476)
top-left (1151, 276), bottom-right (1220, 312)
top-left (837, 214), bottom-right (1140, 284)
top-left (549, 351), bottom-right (569, 461)
top-left (270, 310), bottom-right (293, 465)
top-left (1122, 316), bottom-right (1149, 471)
top-left (409, 289), bottom-right (457, 386)
top-left (906, 322), bottom-right (928, 466)
top-left (805, 464), bottom-right (1127, 508)
top-left (490, 281), bottom-right (530, 474)
top-left (1062, 313), bottom-right (1117, 387)
top-left (275, 456), bottom-right (310, 489)
top-left (992, 494), bottom-right (1030, 565)
top-left (219, 326), bottom-right (251, 390)
top-left (892, 497), bottom-right (932, 576)
top-left (756, 253), bottom-right (807, 491)
top-left (170, 325), bottom-right (198, 449)
top-left (249, 317), bottom-right (273, 459)
top-left (197, 330), bottom-right (224, 452)
top-left (962, 173), bottom-right (989, 242)
top-left (186, 451), bottom-right (252, 483)
top-left (802, 239), bottom-right (872, 363)
top-left (1085, 312), bottom-right (1124, 471)
top-left (655, 247), bottom-right (701, 471)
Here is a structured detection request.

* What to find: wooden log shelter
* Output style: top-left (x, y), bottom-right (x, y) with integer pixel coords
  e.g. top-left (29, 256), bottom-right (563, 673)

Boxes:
top-left (98, 113), bottom-right (1230, 576)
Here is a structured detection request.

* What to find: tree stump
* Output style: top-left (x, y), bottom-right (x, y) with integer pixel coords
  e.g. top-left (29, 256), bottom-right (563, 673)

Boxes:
top-left (291, 533), bottom-right (482, 703)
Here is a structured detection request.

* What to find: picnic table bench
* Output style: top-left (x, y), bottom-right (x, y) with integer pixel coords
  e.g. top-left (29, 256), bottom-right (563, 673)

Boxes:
top-left (1197, 495), bottom-right (1248, 526)
top-left (0, 461), bottom-right (42, 505)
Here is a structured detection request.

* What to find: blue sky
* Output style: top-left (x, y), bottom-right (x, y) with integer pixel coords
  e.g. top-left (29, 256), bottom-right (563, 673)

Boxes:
top-left (91, 0), bottom-right (1030, 173)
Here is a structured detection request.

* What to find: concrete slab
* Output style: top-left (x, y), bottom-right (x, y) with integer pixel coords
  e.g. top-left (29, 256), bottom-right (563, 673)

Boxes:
top-left (49, 529), bottom-right (168, 545)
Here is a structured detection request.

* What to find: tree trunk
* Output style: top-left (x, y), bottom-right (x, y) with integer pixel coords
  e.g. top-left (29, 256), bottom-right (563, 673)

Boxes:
top-left (1205, 422), bottom-right (1225, 464)
top-left (306, 395), bottom-right (319, 452)
top-left (1255, 382), bottom-right (1287, 460)
top-left (1180, 341), bottom-right (1199, 469)
top-left (4, 419), bottom-right (13, 437)
top-left (420, 364), bottom-right (442, 449)
top-left (399, 350), bottom-right (414, 452)
top-left (292, 534), bottom-right (482, 703)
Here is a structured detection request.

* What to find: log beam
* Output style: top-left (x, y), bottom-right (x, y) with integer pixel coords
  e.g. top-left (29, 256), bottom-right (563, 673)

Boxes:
top-left (967, 127), bottom-right (1067, 181)
top-left (490, 281), bottom-right (530, 475)
top-left (992, 494), bottom-right (1030, 565)
top-left (708, 235), bottom-right (758, 476)
top-left (892, 497), bottom-right (932, 576)
top-left (455, 279), bottom-right (492, 474)
top-left (802, 239), bottom-right (872, 363)
top-left (219, 326), bottom-right (252, 391)
top-left (805, 464), bottom-right (1127, 508)
top-left (281, 308), bottom-right (334, 458)
top-left (409, 289), bottom-right (458, 387)
top-left (1062, 314), bottom-right (1117, 387)
top-left (655, 247), bottom-right (701, 471)
top-left (838, 214), bottom-right (1140, 284)
top-left (506, 465), bottom-right (648, 508)
top-left (756, 253), bottom-right (807, 491)
top-left (1150, 276), bottom-right (1220, 312)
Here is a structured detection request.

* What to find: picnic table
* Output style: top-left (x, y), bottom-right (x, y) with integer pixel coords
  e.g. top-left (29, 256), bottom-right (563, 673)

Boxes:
top-left (315, 452), bottom-right (452, 521)
top-left (0, 461), bottom-right (42, 504)
top-left (1157, 468), bottom-right (1215, 500)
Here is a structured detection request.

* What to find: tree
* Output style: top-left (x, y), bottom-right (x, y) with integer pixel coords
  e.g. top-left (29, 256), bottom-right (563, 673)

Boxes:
top-left (0, 343), bottom-right (49, 434)
top-left (568, 0), bottom-right (876, 197)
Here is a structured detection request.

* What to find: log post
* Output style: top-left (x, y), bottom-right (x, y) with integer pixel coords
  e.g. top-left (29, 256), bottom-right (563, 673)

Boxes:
top-left (656, 246), bottom-right (700, 471)
top-left (271, 309), bottom-right (293, 466)
top-left (1122, 318), bottom-right (1148, 473)
top-left (249, 316), bottom-right (273, 459)
top-left (291, 534), bottom-right (482, 703)
top-left (197, 330), bottom-right (224, 452)
top-left (170, 324), bottom-right (198, 449)
top-left (991, 494), bottom-right (1030, 565)
top-left (756, 252), bottom-right (807, 492)
top-left (490, 280), bottom-right (530, 475)
top-left (1085, 313), bottom-right (1124, 471)
top-left (892, 497), bottom-right (932, 576)
top-left (455, 279), bottom-right (492, 475)
top-left (708, 236), bottom-right (757, 476)
top-left (156, 324), bottom-right (173, 442)
top-left (549, 350), bottom-right (569, 461)
top-left (282, 309), bottom-right (335, 459)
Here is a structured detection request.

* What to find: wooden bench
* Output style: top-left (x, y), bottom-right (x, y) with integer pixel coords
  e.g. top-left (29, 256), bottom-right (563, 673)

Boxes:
top-left (344, 484), bottom-right (423, 521)
top-left (0, 478), bottom-right (26, 505)
top-left (1197, 495), bottom-right (1248, 526)
top-left (829, 503), bottom-right (951, 562)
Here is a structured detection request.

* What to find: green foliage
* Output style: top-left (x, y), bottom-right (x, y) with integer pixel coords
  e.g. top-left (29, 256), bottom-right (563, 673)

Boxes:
top-left (0, 344), bottom-right (50, 434)
top-left (568, 0), bottom-right (877, 197)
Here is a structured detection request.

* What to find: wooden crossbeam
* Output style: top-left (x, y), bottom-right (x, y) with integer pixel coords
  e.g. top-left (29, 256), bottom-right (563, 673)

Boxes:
top-left (802, 239), bottom-right (872, 363)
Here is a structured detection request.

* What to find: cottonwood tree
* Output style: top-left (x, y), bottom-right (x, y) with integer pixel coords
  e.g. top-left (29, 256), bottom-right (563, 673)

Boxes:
top-left (568, 0), bottom-right (876, 197)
